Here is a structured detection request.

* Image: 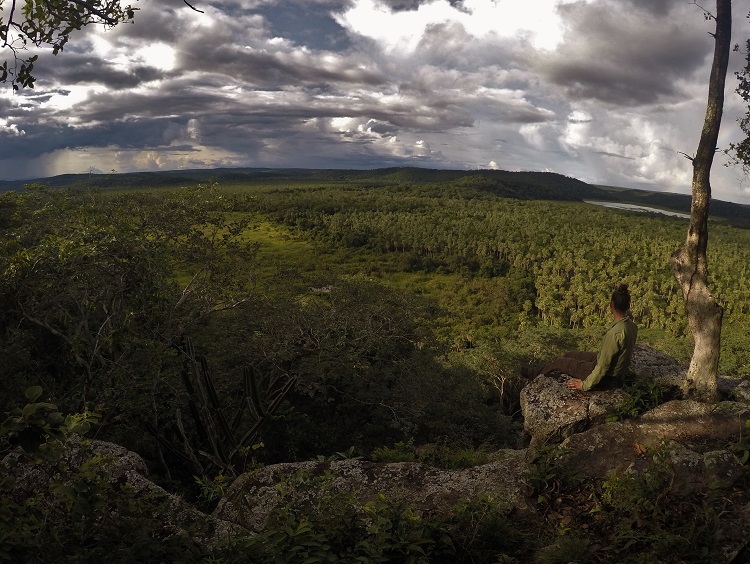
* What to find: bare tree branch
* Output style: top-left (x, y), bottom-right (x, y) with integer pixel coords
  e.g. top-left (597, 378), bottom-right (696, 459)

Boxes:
top-left (183, 0), bottom-right (204, 14)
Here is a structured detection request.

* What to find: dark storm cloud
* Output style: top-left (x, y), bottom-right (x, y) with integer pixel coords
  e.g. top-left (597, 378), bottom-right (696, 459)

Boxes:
top-left (39, 55), bottom-right (168, 90)
top-left (395, 75), bottom-right (553, 126)
top-left (106, 3), bottom-right (189, 44)
top-left (64, 84), bottom-right (229, 123)
top-left (539, 1), bottom-right (711, 106)
top-left (173, 32), bottom-right (385, 88)
top-left (378, 0), bottom-right (465, 12)
top-left (415, 21), bottom-right (505, 68)
top-left (366, 119), bottom-right (397, 135)
top-left (595, 150), bottom-right (635, 160)
top-left (622, 0), bottom-right (685, 17)
top-left (378, 0), bottom-right (423, 10)
top-left (227, 47), bottom-right (381, 86)
top-left (0, 118), bottom-right (202, 159)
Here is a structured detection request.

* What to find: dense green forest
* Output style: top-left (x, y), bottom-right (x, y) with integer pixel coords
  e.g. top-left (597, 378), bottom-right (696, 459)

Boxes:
top-left (2, 170), bottom-right (750, 561)
top-left (4, 171), bottom-right (750, 456)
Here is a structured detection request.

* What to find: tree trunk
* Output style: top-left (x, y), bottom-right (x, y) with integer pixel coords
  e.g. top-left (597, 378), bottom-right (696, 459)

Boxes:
top-left (670, 0), bottom-right (731, 402)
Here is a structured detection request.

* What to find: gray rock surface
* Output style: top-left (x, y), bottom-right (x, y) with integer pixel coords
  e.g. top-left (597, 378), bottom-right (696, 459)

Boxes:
top-left (3, 435), bottom-right (239, 544)
top-left (520, 374), bottom-right (627, 446)
top-left (629, 344), bottom-right (690, 397)
top-left (719, 376), bottom-right (750, 403)
top-left (630, 344), bottom-right (749, 403)
top-left (630, 344), bottom-right (687, 381)
top-left (214, 450), bottom-right (529, 532)
top-left (557, 400), bottom-right (750, 480)
top-left (716, 502), bottom-right (750, 563)
top-left (665, 441), bottom-right (745, 492)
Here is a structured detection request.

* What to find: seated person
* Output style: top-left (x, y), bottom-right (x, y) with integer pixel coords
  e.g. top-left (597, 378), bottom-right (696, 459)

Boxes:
top-left (538, 284), bottom-right (638, 391)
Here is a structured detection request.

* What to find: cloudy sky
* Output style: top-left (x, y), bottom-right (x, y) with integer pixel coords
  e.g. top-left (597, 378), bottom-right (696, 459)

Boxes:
top-left (2, 0), bottom-right (750, 204)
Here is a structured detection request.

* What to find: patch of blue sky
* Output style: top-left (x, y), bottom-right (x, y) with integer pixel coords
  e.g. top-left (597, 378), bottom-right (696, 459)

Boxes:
top-left (257, 2), bottom-right (352, 52)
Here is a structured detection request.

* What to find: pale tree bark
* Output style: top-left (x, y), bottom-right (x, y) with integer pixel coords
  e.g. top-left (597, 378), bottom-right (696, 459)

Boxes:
top-left (670, 0), bottom-right (731, 402)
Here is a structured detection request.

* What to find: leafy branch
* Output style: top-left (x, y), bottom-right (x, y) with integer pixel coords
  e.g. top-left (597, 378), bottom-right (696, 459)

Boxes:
top-left (0, 0), bottom-right (203, 89)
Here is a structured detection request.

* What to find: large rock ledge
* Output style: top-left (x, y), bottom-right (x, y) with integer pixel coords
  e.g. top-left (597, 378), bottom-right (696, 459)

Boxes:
top-left (213, 451), bottom-right (529, 533)
top-left (2, 435), bottom-right (240, 545)
top-left (558, 400), bottom-right (750, 481)
top-left (520, 344), bottom-right (749, 447)
top-left (519, 374), bottom-right (627, 446)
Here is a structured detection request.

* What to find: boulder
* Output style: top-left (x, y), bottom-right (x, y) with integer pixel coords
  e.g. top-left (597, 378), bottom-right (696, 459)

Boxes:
top-left (2, 435), bottom-right (239, 545)
top-left (629, 344), bottom-right (749, 404)
top-left (214, 450), bottom-right (529, 532)
top-left (4, 435), bottom-right (149, 499)
top-left (519, 374), bottom-right (627, 446)
top-left (664, 441), bottom-right (745, 492)
top-left (519, 345), bottom-right (750, 447)
top-left (557, 400), bottom-right (750, 481)
top-left (715, 502), bottom-right (750, 563)
top-left (629, 344), bottom-right (688, 396)
top-left (719, 377), bottom-right (750, 403)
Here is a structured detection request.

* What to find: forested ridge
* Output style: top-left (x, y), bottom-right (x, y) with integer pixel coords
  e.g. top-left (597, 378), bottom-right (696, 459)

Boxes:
top-left (2, 172), bottom-right (750, 562)
top-left (3, 167), bottom-right (749, 226)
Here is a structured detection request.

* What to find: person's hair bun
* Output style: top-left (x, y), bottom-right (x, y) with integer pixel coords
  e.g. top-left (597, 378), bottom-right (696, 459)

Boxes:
top-left (612, 283), bottom-right (631, 313)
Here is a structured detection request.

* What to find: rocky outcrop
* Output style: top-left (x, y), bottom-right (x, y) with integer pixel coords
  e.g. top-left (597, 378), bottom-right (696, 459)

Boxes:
top-left (519, 345), bottom-right (687, 447)
top-left (557, 400), bottom-right (750, 481)
top-left (519, 344), bottom-right (750, 447)
top-left (666, 441), bottom-right (745, 492)
top-left (716, 502), bottom-right (750, 563)
top-left (214, 451), bottom-right (529, 532)
top-left (2, 435), bottom-right (240, 545)
top-left (629, 344), bottom-right (689, 395)
top-left (629, 344), bottom-right (748, 402)
top-left (519, 374), bottom-right (627, 446)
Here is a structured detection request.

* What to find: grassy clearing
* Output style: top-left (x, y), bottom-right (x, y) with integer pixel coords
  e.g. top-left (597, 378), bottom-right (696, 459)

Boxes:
top-left (241, 219), bottom-right (317, 281)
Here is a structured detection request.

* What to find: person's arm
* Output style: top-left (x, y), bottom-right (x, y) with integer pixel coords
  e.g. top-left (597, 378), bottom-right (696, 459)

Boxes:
top-left (579, 327), bottom-right (622, 391)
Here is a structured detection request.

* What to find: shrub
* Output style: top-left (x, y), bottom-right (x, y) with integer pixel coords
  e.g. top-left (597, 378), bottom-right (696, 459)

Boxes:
top-left (595, 450), bottom-right (720, 562)
top-left (225, 469), bottom-right (453, 563)
top-left (607, 377), bottom-right (669, 422)
top-left (447, 493), bottom-right (523, 563)
top-left (526, 445), bottom-right (581, 507)
top-left (371, 438), bottom-right (417, 463)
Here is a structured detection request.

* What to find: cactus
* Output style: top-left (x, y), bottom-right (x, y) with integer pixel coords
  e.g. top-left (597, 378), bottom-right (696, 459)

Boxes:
top-left (146, 337), bottom-right (296, 476)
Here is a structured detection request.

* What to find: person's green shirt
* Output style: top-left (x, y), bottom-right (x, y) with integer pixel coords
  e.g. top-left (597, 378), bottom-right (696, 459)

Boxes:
top-left (581, 315), bottom-right (638, 391)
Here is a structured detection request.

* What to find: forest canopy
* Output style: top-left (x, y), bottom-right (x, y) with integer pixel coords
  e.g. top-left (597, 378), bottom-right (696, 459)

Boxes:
top-left (3, 175), bottom-right (750, 468)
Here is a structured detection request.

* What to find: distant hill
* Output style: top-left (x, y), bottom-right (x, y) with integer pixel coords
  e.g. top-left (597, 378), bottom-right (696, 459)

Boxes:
top-left (2, 166), bottom-right (749, 227)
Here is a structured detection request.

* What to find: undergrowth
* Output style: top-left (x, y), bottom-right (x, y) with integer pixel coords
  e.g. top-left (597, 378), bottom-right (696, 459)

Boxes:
top-left (594, 448), bottom-right (721, 562)
top-left (224, 468), bottom-right (451, 562)
top-left (3, 389), bottom-right (744, 563)
top-left (0, 387), bottom-right (207, 562)
top-left (607, 376), bottom-right (670, 422)
top-left (370, 438), bottom-right (498, 469)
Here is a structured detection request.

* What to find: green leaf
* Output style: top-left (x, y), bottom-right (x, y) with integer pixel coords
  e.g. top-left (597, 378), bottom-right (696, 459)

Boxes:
top-left (25, 386), bottom-right (43, 402)
top-left (53, 484), bottom-right (76, 501)
top-left (0, 418), bottom-right (26, 434)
